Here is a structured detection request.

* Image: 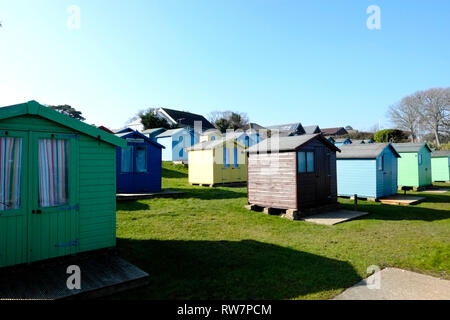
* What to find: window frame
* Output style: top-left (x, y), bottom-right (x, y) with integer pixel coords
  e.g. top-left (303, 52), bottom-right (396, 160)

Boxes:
top-left (120, 145), bottom-right (134, 173)
top-left (223, 147), bottom-right (230, 168)
top-left (135, 144), bottom-right (148, 173)
top-left (298, 150), bottom-right (315, 173)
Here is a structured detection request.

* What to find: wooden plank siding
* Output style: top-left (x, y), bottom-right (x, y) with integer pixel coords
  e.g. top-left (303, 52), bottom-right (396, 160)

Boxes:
top-left (248, 152), bottom-right (298, 210)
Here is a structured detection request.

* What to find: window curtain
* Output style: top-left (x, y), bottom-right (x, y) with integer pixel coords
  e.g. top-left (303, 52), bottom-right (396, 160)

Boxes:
top-left (0, 137), bottom-right (22, 211)
top-left (38, 139), bottom-right (70, 208)
top-left (121, 145), bottom-right (133, 172)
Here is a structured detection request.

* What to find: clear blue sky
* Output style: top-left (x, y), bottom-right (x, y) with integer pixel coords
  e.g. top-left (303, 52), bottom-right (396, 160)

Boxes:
top-left (1, 0), bottom-right (449, 131)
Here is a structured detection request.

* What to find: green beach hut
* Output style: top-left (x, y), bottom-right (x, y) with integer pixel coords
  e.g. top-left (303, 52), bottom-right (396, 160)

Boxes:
top-left (0, 101), bottom-right (126, 268)
top-left (393, 143), bottom-right (432, 190)
top-left (431, 150), bottom-right (450, 182)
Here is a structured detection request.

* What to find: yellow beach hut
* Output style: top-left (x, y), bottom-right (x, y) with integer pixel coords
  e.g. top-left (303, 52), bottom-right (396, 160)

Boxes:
top-left (187, 137), bottom-right (247, 186)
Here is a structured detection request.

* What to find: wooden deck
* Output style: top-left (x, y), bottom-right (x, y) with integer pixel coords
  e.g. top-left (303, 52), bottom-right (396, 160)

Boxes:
top-left (378, 195), bottom-right (425, 205)
top-left (0, 252), bottom-right (149, 300)
top-left (116, 189), bottom-right (184, 201)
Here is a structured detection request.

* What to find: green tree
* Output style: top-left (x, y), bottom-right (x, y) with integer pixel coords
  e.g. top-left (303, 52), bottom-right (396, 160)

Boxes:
top-left (374, 129), bottom-right (408, 143)
top-left (48, 105), bottom-right (85, 121)
top-left (208, 110), bottom-right (249, 132)
top-left (140, 110), bottom-right (175, 130)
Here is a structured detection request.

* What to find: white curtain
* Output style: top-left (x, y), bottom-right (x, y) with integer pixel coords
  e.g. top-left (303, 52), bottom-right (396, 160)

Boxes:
top-left (0, 137), bottom-right (22, 211)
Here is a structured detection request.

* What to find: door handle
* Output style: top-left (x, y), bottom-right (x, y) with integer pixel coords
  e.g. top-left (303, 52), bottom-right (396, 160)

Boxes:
top-left (37, 210), bottom-right (42, 214)
top-left (32, 209), bottom-right (42, 214)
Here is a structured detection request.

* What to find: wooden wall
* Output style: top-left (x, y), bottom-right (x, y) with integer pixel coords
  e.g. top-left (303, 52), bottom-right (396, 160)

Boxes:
top-left (247, 152), bottom-right (297, 210)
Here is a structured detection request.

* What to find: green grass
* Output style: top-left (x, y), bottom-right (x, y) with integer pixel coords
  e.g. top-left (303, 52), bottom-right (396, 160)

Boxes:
top-left (113, 162), bottom-right (450, 300)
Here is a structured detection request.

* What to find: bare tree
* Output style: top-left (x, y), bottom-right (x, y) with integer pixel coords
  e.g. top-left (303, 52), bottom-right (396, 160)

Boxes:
top-left (416, 87), bottom-right (450, 147)
top-left (207, 110), bottom-right (249, 132)
top-left (387, 95), bottom-right (421, 142)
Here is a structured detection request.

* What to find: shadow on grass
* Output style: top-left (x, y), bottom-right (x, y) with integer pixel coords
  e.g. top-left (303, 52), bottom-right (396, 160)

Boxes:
top-left (112, 239), bottom-right (360, 300)
top-left (161, 167), bottom-right (188, 179)
top-left (169, 186), bottom-right (247, 200)
top-left (117, 201), bottom-right (151, 211)
top-left (340, 202), bottom-right (450, 222)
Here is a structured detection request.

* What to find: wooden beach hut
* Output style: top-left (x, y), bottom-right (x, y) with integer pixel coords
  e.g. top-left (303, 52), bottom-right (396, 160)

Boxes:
top-left (246, 134), bottom-right (340, 218)
top-left (393, 143), bottom-right (432, 190)
top-left (187, 137), bottom-right (247, 186)
top-left (431, 150), bottom-right (450, 182)
top-left (116, 130), bottom-right (164, 193)
top-left (0, 101), bottom-right (127, 268)
top-left (336, 143), bottom-right (400, 199)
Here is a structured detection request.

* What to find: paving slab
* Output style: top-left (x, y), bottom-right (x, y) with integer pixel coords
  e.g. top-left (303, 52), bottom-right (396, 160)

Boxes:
top-left (301, 210), bottom-right (369, 225)
top-left (378, 195), bottom-right (425, 205)
top-left (0, 253), bottom-right (149, 300)
top-left (117, 189), bottom-right (184, 201)
top-left (334, 268), bottom-right (450, 300)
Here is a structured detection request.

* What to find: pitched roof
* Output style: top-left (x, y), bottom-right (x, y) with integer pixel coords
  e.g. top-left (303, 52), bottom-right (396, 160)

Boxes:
top-left (187, 136), bottom-right (245, 151)
top-left (158, 108), bottom-right (215, 130)
top-left (0, 101), bottom-right (127, 148)
top-left (155, 128), bottom-right (191, 138)
top-left (392, 143), bottom-right (432, 153)
top-left (334, 138), bottom-right (352, 143)
top-left (247, 123), bottom-right (266, 130)
top-left (303, 125), bottom-right (321, 134)
top-left (431, 150), bottom-right (450, 157)
top-left (142, 127), bottom-right (166, 134)
top-left (337, 143), bottom-right (400, 159)
top-left (247, 134), bottom-right (340, 154)
top-left (321, 127), bottom-right (348, 136)
top-left (116, 130), bottom-right (164, 149)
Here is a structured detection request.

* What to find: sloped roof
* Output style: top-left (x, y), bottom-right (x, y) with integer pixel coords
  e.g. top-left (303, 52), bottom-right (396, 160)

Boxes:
top-left (303, 125), bottom-right (321, 134)
top-left (337, 143), bottom-right (400, 159)
top-left (187, 136), bottom-right (245, 151)
top-left (334, 138), bottom-right (352, 143)
top-left (247, 123), bottom-right (266, 130)
top-left (142, 127), bottom-right (166, 134)
top-left (392, 143), bottom-right (432, 153)
top-left (116, 130), bottom-right (164, 149)
top-left (321, 127), bottom-right (348, 136)
top-left (158, 108), bottom-right (215, 130)
top-left (156, 128), bottom-right (191, 138)
top-left (247, 134), bottom-right (340, 154)
top-left (0, 101), bottom-right (127, 148)
top-left (266, 123), bottom-right (305, 135)
top-left (431, 150), bottom-right (450, 158)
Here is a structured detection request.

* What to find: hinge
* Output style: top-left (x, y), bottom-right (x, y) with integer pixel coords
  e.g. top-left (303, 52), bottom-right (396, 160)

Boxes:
top-left (55, 239), bottom-right (79, 248)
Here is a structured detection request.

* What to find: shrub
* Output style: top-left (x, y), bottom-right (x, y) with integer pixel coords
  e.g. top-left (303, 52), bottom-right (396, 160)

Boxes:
top-left (374, 129), bottom-right (408, 143)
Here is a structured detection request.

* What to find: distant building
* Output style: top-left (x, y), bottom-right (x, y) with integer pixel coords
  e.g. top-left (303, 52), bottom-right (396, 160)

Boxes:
top-left (321, 127), bottom-right (349, 137)
top-left (303, 125), bottom-right (321, 135)
top-left (266, 123), bottom-right (306, 137)
top-left (152, 108), bottom-right (215, 132)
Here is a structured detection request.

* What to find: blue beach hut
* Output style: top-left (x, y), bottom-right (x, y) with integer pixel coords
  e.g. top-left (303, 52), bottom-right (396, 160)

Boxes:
top-left (156, 128), bottom-right (198, 161)
top-left (334, 138), bottom-right (352, 147)
top-left (116, 130), bottom-right (164, 193)
top-left (336, 143), bottom-right (400, 199)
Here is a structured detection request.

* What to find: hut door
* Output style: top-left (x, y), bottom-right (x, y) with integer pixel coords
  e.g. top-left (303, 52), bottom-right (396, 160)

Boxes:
top-left (297, 150), bottom-right (317, 208)
top-left (28, 132), bottom-right (79, 263)
top-left (0, 131), bottom-right (28, 268)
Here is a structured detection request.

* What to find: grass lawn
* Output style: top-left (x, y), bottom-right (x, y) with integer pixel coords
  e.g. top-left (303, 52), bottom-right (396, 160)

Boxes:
top-left (113, 162), bottom-right (450, 300)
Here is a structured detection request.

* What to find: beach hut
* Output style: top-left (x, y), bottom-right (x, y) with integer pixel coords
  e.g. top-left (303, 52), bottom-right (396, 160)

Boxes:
top-left (336, 143), bottom-right (400, 199)
top-left (246, 134), bottom-right (340, 217)
top-left (431, 150), bottom-right (450, 182)
top-left (393, 143), bottom-right (432, 190)
top-left (0, 101), bottom-right (127, 268)
top-left (199, 128), bottom-right (223, 142)
top-left (187, 137), bottom-right (247, 186)
top-left (334, 138), bottom-right (352, 147)
top-left (115, 130), bottom-right (164, 193)
top-left (156, 128), bottom-right (198, 161)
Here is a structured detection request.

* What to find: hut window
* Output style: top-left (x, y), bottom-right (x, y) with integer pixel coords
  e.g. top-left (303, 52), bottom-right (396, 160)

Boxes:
top-left (0, 137), bottom-right (22, 211)
top-left (306, 152), bottom-right (315, 172)
top-left (121, 146), bottom-right (133, 173)
top-left (38, 139), bottom-right (69, 208)
top-left (378, 155), bottom-right (384, 171)
top-left (223, 147), bottom-right (230, 167)
top-left (298, 151), bottom-right (315, 173)
top-left (136, 145), bottom-right (148, 173)
top-left (418, 154), bottom-right (423, 165)
top-left (233, 147), bottom-right (239, 168)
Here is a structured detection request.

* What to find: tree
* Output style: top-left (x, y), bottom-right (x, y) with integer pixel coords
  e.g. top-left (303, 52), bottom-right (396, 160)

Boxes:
top-left (208, 110), bottom-right (249, 132)
top-left (387, 95), bottom-right (421, 142)
top-left (140, 110), bottom-right (173, 130)
top-left (416, 87), bottom-right (450, 147)
top-left (374, 129), bottom-right (408, 143)
top-left (48, 105), bottom-right (85, 121)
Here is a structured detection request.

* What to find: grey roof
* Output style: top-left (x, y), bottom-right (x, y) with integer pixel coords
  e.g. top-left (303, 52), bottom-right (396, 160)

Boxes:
top-left (337, 143), bottom-right (400, 159)
top-left (303, 125), bottom-right (321, 134)
top-left (392, 143), bottom-right (432, 153)
top-left (187, 136), bottom-right (243, 151)
top-left (266, 123), bottom-right (305, 135)
top-left (156, 128), bottom-right (190, 138)
top-left (247, 134), bottom-right (339, 154)
top-left (334, 138), bottom-right (351, 143)
top-left (431, 150), bottom-right (450, 158)
top-left (142, 127), bottom-right (165, 134)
